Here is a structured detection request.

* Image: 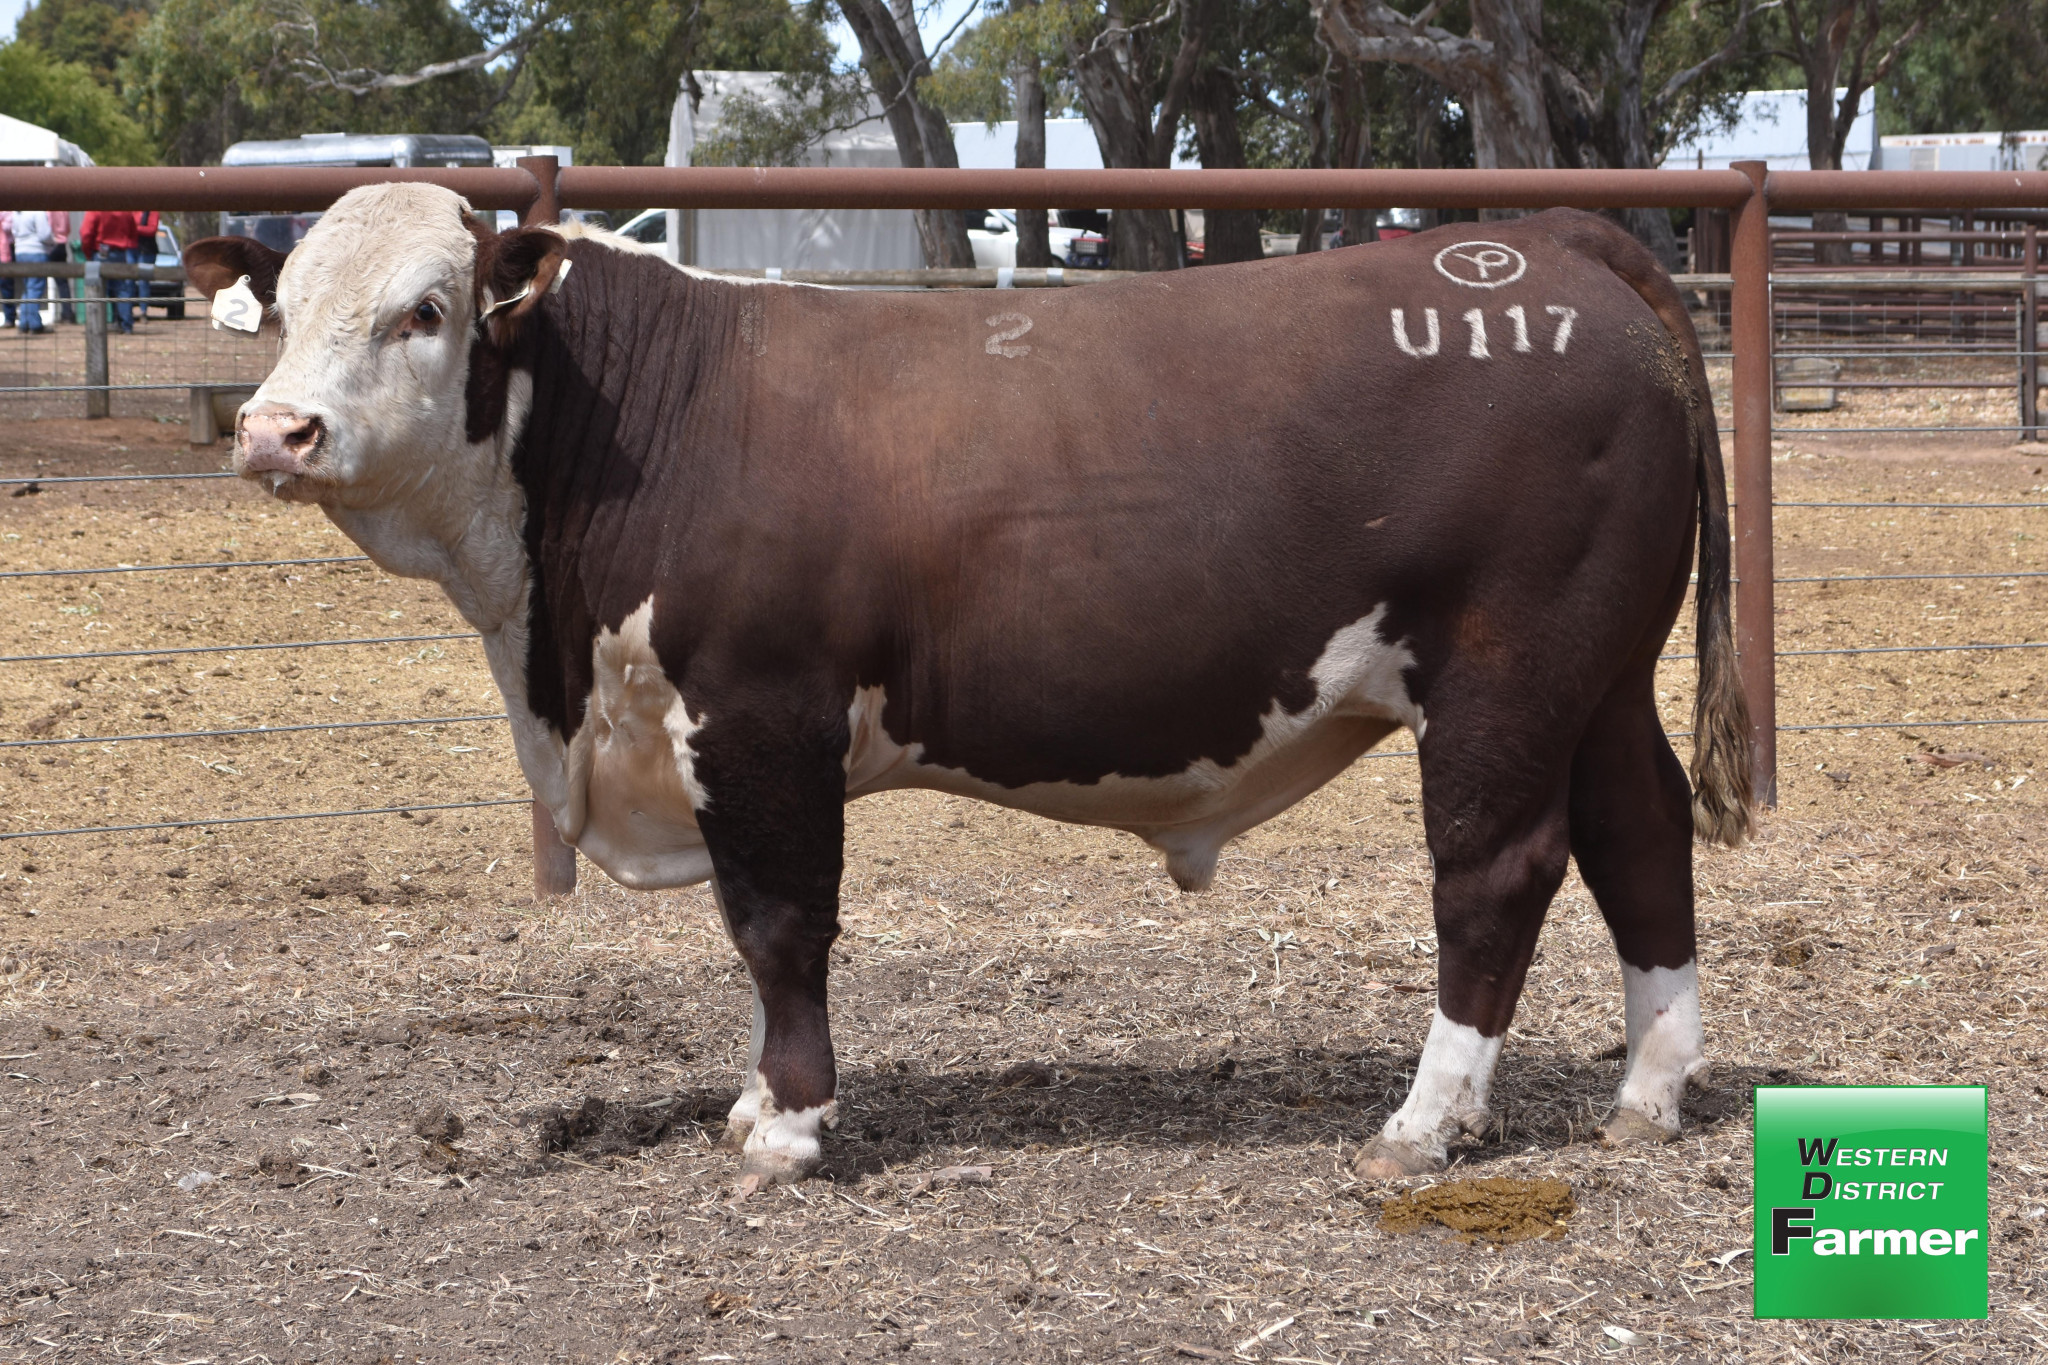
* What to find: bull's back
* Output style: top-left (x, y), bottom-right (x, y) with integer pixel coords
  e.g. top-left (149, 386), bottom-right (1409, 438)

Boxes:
top-left (574, 214), bottom-right (1701, 792)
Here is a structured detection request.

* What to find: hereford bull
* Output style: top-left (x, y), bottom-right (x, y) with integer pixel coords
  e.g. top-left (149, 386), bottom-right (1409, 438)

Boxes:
top-left (185, 185), bottom-right (1751, 1193)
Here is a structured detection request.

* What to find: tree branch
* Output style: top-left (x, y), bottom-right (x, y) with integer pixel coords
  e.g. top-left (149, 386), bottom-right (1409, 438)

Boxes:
top-left (1314, 0), bottom-right (1497, 95)
top-left (1650, 0), bottom-right (1779, 117)
top-left (274, 3), bottom-right (554, 97)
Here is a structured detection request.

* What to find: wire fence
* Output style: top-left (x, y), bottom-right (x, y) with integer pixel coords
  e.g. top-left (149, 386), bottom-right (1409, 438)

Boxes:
top-left (2, 163), bottom-right (2046, 849)
top-left (3, 469), bottom-right (2042, 842)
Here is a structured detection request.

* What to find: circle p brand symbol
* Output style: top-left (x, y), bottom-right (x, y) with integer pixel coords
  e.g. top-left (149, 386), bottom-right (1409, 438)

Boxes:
top-left (1434, 241), bottom-right (1528, 288)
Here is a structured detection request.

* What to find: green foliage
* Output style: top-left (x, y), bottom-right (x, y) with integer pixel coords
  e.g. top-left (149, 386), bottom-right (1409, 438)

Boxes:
top-left (14, 0), bottom-right (153, 85)
top-left (921, 0), bottom-right (1087, 127)
top-left (1875, 0), bottom-right (2048, 135)
top-left (0, 38), bottom-right (154, 163)
top-left (1640, 0), bottom-right (1771, 159)
top-left (125, 0), bottom-right (504, 166)
top-left (520, 0), bottom-right (838, 167)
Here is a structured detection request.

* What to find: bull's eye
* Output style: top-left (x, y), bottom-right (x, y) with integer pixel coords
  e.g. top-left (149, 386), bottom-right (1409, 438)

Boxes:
top-left (412, 300), bottom-right (442, 327)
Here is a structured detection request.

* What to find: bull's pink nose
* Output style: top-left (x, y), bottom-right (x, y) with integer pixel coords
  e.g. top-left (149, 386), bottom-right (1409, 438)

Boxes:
top-left (240, 406), bottom-right (325, 475)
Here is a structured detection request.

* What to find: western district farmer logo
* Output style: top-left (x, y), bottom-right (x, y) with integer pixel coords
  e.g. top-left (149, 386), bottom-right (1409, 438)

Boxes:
top-left (1754, 1085), bottom-right (1988, 1319)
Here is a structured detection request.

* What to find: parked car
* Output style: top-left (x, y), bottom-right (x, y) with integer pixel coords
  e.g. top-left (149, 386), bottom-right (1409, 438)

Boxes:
top-left (966, 209), bottom-right (1098, 269)
top-left (148, 223), bottom-right (184, 320)
top-left (614, 209), bottom-right (669, 246)
top-left (491, 208), bottom-right (610, 234)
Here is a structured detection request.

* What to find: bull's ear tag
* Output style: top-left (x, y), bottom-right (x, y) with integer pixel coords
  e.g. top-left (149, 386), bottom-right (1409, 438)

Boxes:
top-left (210, 276), bottom-right (263, 333)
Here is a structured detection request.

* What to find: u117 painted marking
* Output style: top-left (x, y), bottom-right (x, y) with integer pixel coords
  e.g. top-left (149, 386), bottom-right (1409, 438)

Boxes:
top-left (1392, 305), bottom-right (1575, 358)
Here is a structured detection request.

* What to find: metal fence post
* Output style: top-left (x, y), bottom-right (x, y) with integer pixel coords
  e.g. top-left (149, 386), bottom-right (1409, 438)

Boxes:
top-left (1730, 160), bottom-right (1777, 807)
top-left (82, 260), bottom-right (109, 420)
top-left (517, 155), bottom-right (560, 228)
top-left (2023, 222), bottom-right (2039, 443)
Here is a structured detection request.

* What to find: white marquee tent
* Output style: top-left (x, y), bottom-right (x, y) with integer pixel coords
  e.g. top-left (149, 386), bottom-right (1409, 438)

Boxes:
top-left (0, 110), bottom-right (93, 166)
top-left (663, 71), bottom-right (922, 271)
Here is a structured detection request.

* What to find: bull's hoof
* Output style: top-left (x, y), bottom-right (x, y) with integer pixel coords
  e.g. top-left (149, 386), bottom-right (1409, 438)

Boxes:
top-left (714, 1119), bottom-right (753, 1153)
top-left (732, 1145), bottom-right (822, 1198)
top-left (1598, 1107), bottom-right (1677, 1146)
top-left (1354, 1137), bottom-right (1445, 1181)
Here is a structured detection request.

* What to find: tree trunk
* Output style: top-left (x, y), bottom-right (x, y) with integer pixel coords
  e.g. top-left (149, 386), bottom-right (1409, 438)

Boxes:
top-left (1188, 65), bottom-right (1263, 263)
top-left (1012, 46), bottom-right (1053, 268)
top-left (1781, 0), bottom-right (1929, 264)
top-left (1068, 40), bottom-right (1182, 271)
top-left (1067, 0), bottom-right (1212, 271)
top-left (1462, 0), bottom-right (1555, 171)
top-left (838, 0), bottom-right (975, 266)
top-left (1318, 0), bottom-right (1557, 172)
top-left (1413, 78), bottom-right (1442, 231)
top-left (1332, 60), bottom-right (1377, 248)
top-left (1604, 2), bottom-right (1682, 269)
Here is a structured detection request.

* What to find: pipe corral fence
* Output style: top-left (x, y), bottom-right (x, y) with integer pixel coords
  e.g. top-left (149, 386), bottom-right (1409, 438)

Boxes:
top-left (2, 160), bottom-right (2046, 894)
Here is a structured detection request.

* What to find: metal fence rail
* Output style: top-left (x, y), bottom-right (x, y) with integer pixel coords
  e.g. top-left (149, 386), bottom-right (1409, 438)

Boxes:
top-left (4, 162), bottom-right (2048, 887)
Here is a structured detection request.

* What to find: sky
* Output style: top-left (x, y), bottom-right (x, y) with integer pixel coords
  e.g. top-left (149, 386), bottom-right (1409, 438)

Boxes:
top-left (0, 0), bottom-right (26, 44)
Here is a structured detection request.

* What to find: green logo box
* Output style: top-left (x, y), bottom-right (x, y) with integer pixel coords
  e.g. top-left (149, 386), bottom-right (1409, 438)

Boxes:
top-left (1753, 1085), bottom-right (1988, 1319)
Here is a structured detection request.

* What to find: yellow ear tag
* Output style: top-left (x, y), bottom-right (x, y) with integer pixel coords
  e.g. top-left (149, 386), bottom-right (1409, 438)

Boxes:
top-left (210, 275), bottom-right (263, 333)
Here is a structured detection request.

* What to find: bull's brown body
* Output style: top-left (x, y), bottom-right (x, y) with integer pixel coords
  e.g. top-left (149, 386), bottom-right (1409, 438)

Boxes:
top-left (187, 197), bottom-right (1748, 1189)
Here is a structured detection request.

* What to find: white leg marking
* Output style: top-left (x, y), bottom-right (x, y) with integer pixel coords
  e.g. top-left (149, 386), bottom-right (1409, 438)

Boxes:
top-left (1462, 307), bottom-right (1489, 359)
top-left (726, 985), bottom-right (768, 1136)
top-left (1505, 303), bottom-right (1531, 352)
top-left (1613, 960), bottom-right (1705, 1134)
top-left (1546, 304), bottom-right (1578, 354)
top-left (740, 1086), bottom-right (839, 1183)
top-left (1391, 307), bottom-right (1440, 358)
top-left (1377, 1008), bottom-right (1504, 1165)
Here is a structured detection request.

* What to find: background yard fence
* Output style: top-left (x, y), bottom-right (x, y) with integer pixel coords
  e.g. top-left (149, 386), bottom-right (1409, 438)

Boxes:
top-left (3, 160), bottom-right (2047, 889)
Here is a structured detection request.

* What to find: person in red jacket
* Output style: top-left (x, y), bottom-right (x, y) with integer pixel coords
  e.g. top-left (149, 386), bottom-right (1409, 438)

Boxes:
top-left (81, 209), bottom-right (144, 333)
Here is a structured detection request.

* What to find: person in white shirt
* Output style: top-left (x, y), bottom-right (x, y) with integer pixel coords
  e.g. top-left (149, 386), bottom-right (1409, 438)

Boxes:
top-left (8, 210), bottom-right (54, 333)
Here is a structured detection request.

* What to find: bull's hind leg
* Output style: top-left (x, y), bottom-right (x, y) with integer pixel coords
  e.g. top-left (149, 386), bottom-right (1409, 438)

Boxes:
top-left (1358, 722), bottom-right (1574, 1179)
top-left (1568, 676), bottom-right (1705, 1143)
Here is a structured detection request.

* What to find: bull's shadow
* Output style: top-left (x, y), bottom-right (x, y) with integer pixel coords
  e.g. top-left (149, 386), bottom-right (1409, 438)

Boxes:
top-left (536, 1049), bottom-right (1789, 1181)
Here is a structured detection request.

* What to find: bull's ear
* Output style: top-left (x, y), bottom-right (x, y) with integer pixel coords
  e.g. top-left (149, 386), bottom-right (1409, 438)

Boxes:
top-left (183, 236), bottom-right (287, 306)
top-left (476, 226), bottom-right (568, 345)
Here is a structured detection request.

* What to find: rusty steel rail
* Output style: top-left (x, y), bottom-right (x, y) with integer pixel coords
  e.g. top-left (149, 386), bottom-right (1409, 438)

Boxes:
top-left (0, 165), bottom-right (541, 212)
top-left (553, 165), bottom-right (1756, 211)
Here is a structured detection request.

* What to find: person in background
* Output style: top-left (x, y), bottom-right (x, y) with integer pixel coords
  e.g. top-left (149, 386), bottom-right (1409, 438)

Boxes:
top-left (9, 209), bottom-right (53, 333)
top-left (47, 210), bottom-right (75, 324)
top-left (134, 210), bottom-right (161, 323)
top-left (82, 208), bottom-right (143, 333)
top-left (0, 210), bottom-right (14, 329)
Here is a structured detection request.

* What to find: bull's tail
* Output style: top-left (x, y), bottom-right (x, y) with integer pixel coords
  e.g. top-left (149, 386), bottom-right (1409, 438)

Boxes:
top-left (1561, 212), bottom-right (1754, 845)
top-left (1686, 405), bottom-right (1754, 846)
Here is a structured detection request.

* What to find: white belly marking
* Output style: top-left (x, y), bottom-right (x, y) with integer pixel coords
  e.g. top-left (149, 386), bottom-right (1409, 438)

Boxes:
top-left (841, 604), bottom-right (1423, 890)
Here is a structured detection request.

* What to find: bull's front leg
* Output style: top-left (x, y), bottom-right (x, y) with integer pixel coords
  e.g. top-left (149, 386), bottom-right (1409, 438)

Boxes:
top-left (691, 704), bottom-right (848, 1196)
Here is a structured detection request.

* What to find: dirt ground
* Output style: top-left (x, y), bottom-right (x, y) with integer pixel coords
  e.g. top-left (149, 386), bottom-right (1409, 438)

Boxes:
top-left (2, 417), bottom-right (2046, 1363)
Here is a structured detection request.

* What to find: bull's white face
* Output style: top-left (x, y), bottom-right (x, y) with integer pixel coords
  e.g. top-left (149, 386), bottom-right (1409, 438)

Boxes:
top-left (235, 184), bottom-right (490, 511)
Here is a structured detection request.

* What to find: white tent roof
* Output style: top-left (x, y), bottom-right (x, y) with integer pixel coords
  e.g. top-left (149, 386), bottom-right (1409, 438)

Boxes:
top-left (0, 110), bottom-right (94, 166)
